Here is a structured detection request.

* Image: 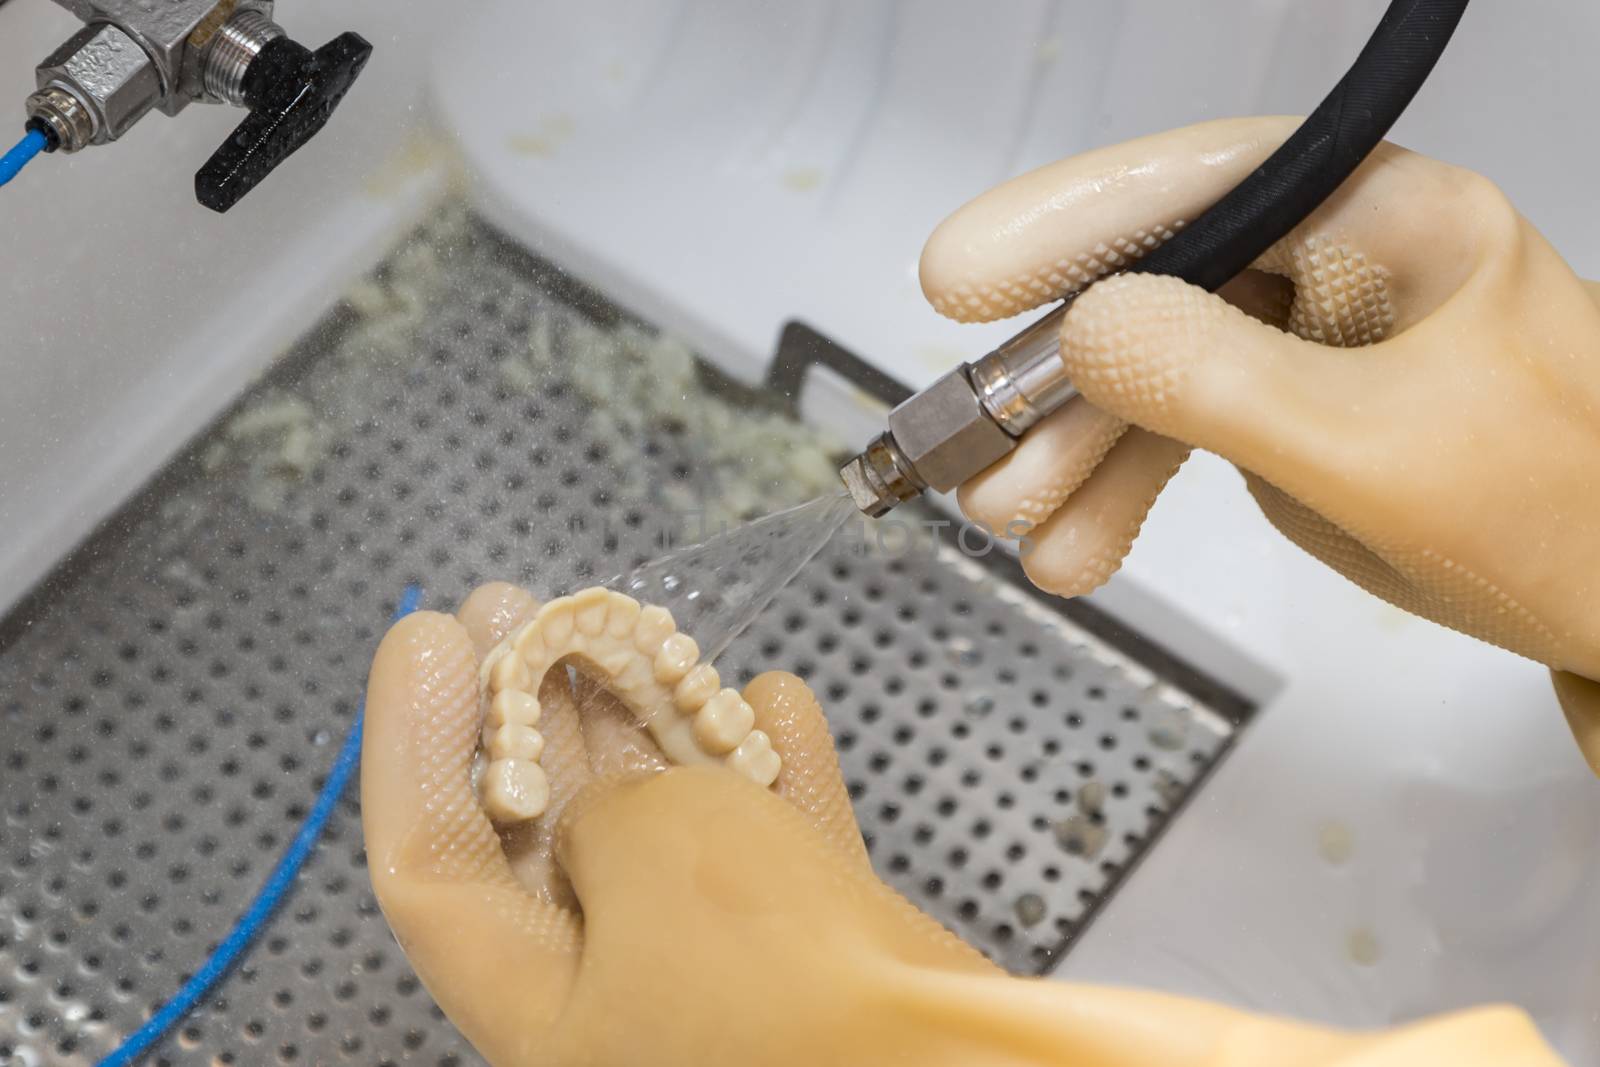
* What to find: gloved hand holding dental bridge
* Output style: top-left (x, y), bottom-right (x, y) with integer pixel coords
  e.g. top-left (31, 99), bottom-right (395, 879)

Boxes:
top-left (363, 579), bottom-right (1563, 1065)
top-left (926, 116), bottom-right (1600, 774)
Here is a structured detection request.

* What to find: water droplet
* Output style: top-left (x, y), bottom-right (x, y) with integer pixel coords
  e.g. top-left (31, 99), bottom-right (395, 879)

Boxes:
top-left (1014, 893), bottom-right (1046, 927)
top-left (963, 692), bottom-right (994, 718)
top-left (1153, 770), bottom-right (1185, 808)
top-left (1053, 815), bottom-right (1106, 858)
top-left (945, 636), bottom-right (980, 667)
top-left (1147, 708), bottom-right (1188, 750)
top-left (312, 730), bottom-right (331, 746)
top-left (1317, 821), bottom-right (1354, 865)
top-left (1346, 927), bottom-right (1381, 965)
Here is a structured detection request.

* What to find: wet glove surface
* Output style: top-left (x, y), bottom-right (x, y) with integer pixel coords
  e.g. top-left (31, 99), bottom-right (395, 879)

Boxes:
top-left (362, 582), bottom-right (1565, 1066)
top-left (922, 116), bottom-right (1600, 772)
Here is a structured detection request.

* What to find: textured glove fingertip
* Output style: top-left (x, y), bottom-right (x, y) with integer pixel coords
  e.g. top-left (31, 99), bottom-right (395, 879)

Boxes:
top-left (1057, 273), bottom-right (1219, 435)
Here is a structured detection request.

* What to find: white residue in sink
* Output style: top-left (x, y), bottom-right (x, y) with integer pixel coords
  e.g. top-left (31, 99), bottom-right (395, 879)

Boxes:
top-left (1345, 926), bottom-right (1381, 966)
top-left (1317, 820), bottom-right (1355, 865)
top-left (203, 392), bottom-right (325, 513)
top-left (502, 300), bottom-right (843, 531)
top-left (198, 195), bottom-right (839, 530)
top-left (201, 203), bottom-right (471, 514)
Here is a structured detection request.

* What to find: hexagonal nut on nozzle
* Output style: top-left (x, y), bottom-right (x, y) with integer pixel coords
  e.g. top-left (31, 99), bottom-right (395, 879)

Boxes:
top-left (884, 367), bottom-right (1017, 494)
top-left (34, 23), bottom-right (162, 148)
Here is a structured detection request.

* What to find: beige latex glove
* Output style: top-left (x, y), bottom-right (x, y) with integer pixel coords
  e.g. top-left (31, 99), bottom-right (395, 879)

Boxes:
top-left (362, 581), bottom-right (1563, 1066)
top-left (921, 116), bottom-right (1600, 773)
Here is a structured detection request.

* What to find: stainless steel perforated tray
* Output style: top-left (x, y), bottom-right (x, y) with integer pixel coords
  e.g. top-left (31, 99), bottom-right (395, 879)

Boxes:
top-left (0, 209), bottom-right (1249, 1065)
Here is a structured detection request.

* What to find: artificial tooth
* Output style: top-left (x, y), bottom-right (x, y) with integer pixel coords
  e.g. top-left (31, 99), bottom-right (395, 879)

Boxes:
top-left (488, 723), bottom-right (545, 762)
top-left (674, 664), bottom-right (720, 712)
top-left (596, 646), bottom-right (637, 676)
top-left (606, 592), bottom-right (642, 636)
top-left (482, 759), bottom-right (551, 822)
top-left (634, 604), bottom-right (676, 656)
top-left (512, 621), bottom-right (545, 663)
top-left (614, 656), bottom-right (655, 693)
top-left (573, 587), bottom-right (610, 636)
top-left (726, 729), bottom-right (781, 787)
top-left (537, 596), bottom-right (576, 646)
top-left (486, 689), bottom-right (542, 731)
top-left (654, 633), bottom-right (699, 684)
top-left (488, 649), bottom-right (530, 694)
top-left (654, 714), bottom-right (712, 767)
top-left (693, 688), bottom-right (755, 755)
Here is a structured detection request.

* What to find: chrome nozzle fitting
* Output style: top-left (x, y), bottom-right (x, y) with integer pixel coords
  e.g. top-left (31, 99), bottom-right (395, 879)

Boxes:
top-left (837, 300), bottom-right (1081, 517)
top-left (837, 364), bottom-right (1016, 517)
top-left (839, 433), bottom-right (922, 518)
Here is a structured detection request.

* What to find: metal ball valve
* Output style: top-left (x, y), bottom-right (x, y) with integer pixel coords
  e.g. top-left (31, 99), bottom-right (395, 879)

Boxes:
top-left (21, 0), bottom-right (371, 211)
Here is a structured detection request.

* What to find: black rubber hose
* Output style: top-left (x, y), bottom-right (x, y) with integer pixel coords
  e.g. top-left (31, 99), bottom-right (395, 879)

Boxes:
top-left (1131, 0), bottom-right (1470, 292)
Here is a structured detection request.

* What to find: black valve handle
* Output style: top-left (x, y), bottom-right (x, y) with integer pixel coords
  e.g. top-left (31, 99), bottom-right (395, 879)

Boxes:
top-left (195, 32), bottom-right (373, 213)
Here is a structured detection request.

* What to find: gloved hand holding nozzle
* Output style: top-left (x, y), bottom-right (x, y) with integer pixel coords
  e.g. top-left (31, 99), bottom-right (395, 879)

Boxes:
top-left (919, 115), bottom-right (1600, 773)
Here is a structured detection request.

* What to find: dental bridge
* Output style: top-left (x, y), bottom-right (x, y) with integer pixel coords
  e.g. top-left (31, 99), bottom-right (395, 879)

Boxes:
top-left (839, 0), bottom-right (1471, 517)
top-left (7, 0), bottom-right (371, 210)
top-left (476, 586), bottom-right (784, 824)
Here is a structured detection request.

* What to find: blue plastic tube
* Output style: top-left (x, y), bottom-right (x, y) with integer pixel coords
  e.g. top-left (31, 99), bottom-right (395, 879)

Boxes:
top-left (95, 584), bottom-right (423, 1067)
top-left (0, 129), bottom-right (48, 188)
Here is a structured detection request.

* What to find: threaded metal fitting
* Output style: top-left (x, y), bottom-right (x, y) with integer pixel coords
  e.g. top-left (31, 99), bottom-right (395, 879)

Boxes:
top-left (839, 433), bottom-right (928, 517)
top-left (202, 9), bottom-right (285, 106)
top-left (24, 86), bottom-right (95, 153)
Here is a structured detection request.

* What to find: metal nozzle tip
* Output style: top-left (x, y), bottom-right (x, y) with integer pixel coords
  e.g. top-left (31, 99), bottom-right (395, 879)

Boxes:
top-left (838, 432), bottom-right (924, 518)
top-left (839, 455), bottom-right (894, 517)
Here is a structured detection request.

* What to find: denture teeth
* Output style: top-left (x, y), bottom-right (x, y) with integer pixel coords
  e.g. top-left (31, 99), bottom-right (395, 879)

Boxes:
top-left (474, 586), bottom-right (782, 826)
top-left (537, 596), bottom-right (576, 646)
top-left (606, 593), bottom-right (642, 636)
top-left (726, 729), bottom-right (782, 787)
top-left (486, 689), bottom-right (541, 732)
top-left (487, 724), bottom-right (545, 762)
top-left (615, 656), bottom-right (655, 694)
top-left (488, 649), bottom-right (531, 694)
top-left (694, 688), bottom-right (755, 755)
top-left (596, 646), bottom-right (637, 677)
top-left (573, 587), bottom-right (610, 636)
top-left (655, 715), bottom-right (711, 767)
top-left (654, 633), bottom-right (699, 685)
top-left (674, 664), bottom-right (721, 712)
top-left (634, 604), bottom-right (676, 656)
top-left (512, 621), bottom-right (545, 663)
top-left (482, 759), bottom-right (550, 822)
